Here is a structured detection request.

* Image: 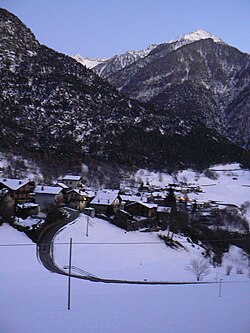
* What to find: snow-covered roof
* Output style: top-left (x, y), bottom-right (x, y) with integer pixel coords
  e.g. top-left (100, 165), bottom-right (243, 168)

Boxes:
top-left (127, 201), bottom-right (158, 209)
top-left (34, 186), bottom-right (62, 195)
top-left (17, 203), bottom-right (39, 209)
top-left (91, 189), bottom-right (119, 206)
top-left (0, 178), bottom-right (30, 191)
top-left (157, 206), bottom-right (171, 213)
top-left (56, 182), bottom-right (69, 189)
top-left (101, 189), bottom-right (119, 194)
top-left (70, 189), bottom-right (95, 197)
top-left (140, 202), bottom-right (158, 209)
top-left (62, 175), bottom-right (82, 181)
top-left (15, 216), bottom-right (44, 228)
top-left (150, 191), bottom-right (165, 198)
top-left (120, 195), bottom-right (147, 203)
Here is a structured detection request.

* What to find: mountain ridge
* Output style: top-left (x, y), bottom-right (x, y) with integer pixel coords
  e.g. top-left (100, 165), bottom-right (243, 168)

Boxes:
top-left (0, 9), bottom-right (247, 170)
top-left (74, 30), bottom-right (250, 150)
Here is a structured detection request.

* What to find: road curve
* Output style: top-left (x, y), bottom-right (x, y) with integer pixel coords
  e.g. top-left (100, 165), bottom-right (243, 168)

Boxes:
top-left (38, 209), bottom-right (214, 286)
top-left (37, 208), bottom-right (79, 275)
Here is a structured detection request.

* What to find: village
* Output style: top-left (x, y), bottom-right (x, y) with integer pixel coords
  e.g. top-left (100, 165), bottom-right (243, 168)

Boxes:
top-left (0, 172), bottom-right (246, 236)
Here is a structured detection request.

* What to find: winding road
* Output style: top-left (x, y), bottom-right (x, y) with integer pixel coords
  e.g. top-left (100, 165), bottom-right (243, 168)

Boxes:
top-left (37, 209), bottom-right (213, 285)
top-left (38, 208), bottom-right (79, 275)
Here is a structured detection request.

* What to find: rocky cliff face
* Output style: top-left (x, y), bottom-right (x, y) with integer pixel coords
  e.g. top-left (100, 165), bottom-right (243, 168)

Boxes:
top-left (0, 10), bottom-right (246, 169)
top-left (79, 30), bottom-right (250, 150)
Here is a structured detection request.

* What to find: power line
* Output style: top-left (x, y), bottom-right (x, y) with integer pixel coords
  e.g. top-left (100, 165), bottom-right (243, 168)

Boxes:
top-left (0, 236), bottom-right (250, 247)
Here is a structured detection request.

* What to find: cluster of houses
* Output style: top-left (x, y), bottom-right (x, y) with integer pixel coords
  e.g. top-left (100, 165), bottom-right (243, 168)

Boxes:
top-left (0, 174), bottom-right (224, 231)
top-left (0, 175), bottom-right (175, 231)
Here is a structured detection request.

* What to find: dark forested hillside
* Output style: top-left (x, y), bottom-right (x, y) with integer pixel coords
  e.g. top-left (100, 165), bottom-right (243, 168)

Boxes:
top-left (0, 10), bottom-right (247, 170)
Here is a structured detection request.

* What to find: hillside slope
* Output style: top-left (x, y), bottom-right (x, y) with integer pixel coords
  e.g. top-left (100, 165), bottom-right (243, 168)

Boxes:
top-left (0, 10), bottom-right (246, 169)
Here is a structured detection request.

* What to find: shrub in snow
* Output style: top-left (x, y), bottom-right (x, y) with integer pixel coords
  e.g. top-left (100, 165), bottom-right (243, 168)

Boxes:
top-left (203, 169), bottom-right (219, 180)
top-left (236, 267), bottom-right (243, 274)
top-left (226, 265), bottom-right (233, 276)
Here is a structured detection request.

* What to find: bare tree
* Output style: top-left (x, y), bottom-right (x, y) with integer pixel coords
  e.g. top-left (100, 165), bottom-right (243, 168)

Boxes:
top-left (185, 258), bottom-right (211, 281)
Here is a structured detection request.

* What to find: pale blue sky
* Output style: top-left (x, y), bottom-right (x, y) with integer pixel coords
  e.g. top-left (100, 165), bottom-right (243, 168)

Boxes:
top-left (1, 0), bottom-right (249, 58)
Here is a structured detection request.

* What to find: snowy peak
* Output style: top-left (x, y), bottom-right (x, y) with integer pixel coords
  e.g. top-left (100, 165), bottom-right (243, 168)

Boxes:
top-left (170, 29), bottom-right (223, 49)
top-left (74, 43), bottom-right (157, 77)
top-left (72, 54), bottom-right (109, 69)
top-left (176, 29), bottom-right (222, 43)
top-left (125, 43), bottom-right (157, 58)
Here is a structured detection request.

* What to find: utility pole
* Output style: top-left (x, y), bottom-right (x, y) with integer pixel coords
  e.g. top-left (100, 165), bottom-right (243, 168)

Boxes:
top-left (218, 278), bottom-right (223, 297)
top-left (67, 237), bottom-right (73, 310)
top-left (86, 216), bottom-right (89, 237)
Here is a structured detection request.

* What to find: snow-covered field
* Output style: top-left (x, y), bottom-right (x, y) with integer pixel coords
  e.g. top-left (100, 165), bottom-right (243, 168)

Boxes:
top-left (1, 163), bottom-right (250, 332)
top-left (1, 221), bottom-right (250, 333)
top-left (53, 215), bottom-right (249, 282)
top-left (176, 164), bottom-right (250, 207)
top-left (135, 163), bottom-right (250, 207)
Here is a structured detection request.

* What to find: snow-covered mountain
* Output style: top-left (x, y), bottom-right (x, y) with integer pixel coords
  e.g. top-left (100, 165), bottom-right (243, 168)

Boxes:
top-left (0, 10), bottom-right (247, 170)
top-left (77, 29), bottom-right (249, 150)
top-left (74, 29), bottom-right (223, 79)
top-left (75, 44), bottom-right (157, 79)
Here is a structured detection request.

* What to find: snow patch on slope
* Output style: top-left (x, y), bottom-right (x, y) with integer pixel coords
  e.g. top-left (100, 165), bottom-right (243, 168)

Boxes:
top-left (73, 54), bottom-right (109, 69)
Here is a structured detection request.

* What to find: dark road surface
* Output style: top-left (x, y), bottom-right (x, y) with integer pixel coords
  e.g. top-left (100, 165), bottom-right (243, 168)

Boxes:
top-left (37, 208), bottom-right (79, 275)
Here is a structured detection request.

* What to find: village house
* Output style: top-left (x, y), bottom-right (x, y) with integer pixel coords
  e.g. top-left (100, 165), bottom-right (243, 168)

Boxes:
top-left (60, 175), bottom-right (83, 190)
top-left (90, 189), bottom-right (122, 215)
top-left (113, 209), bottom-right (149, 231)
top-left (67, 189), bottom-right (95, 211)
top-left (125, 201), bottom-right (158, 219)
top-left (0, 178), bottom-right (34, 203)
top-left (123, 201), bottom-right (158, 229)
top-left (34, 185), bottom-right (64, 210)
